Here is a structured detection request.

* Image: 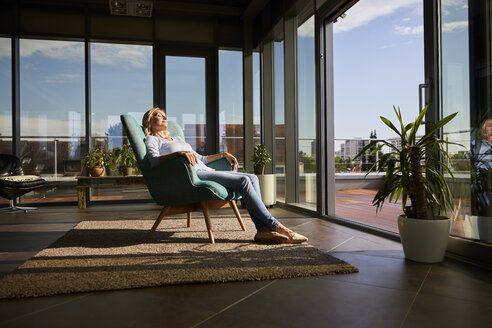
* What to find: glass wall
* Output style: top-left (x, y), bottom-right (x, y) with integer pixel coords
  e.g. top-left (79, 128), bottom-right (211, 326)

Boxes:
top-left (274, 41), bottom-right (285, 201)
top-left (90, 42), bottom-right (152, 200)
top-left (19, 39), bottom-right (85, 201)
top-left (20, 39), bottom-right (85, 176)
top-left (0, 37), bottom-right (11, 155)
top-left (442, 0), bottom-right (491, 244)
top-left (218, 50), bottom-right (243, 168)
top-left (166, 56), bottom-right (207, 155)
top-left (253, 52), bottom-right (261, 147)
top-left (333, 0), bottom-right (424, 231)
top-left (297, 16), bottom-right (316, 210)
top-left (91, 43), bottom-right (152, 151)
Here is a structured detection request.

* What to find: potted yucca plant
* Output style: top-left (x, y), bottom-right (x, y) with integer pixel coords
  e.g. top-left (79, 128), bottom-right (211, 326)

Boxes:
top-left (354, 105), bottom-right (460, 263)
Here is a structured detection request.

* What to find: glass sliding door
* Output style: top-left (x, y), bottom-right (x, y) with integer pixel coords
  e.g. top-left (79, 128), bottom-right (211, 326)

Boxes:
top-left (253, 52), bottom-right (261, 147)
top-left (0, 37), bottom-right (11, 156)
top-left (90, 42), bottom-right (152, 201)
top-left (166, 56), bottom-right (207, 155)
top-left (297, 15), bottom-right (316, 210)
top-left (19, 39), bottom-right (85, 202)
top-left (218, 50), bottom-right (243, 168)
top-left (441, 0), bottom-right (492, 244)
top-left (274, 41), bottom-right (285, 202)
top-left (332, 0), bottom-right (424, 231)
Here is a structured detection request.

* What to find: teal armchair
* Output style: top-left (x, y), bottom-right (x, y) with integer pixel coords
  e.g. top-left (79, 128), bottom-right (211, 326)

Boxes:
top-left (120, 114), bottom-right (245, 243)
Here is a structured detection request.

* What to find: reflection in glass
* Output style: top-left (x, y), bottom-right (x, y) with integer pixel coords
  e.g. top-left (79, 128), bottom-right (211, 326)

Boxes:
top-left (18, 39), bottom-right (85, 202)
top-left (333, 0), bottom-right (424, 232)
top-left (297, 16), bottom-right (316, 210)
top-left (90, 42), bottom-right (152, 201)
top-left (20, 39), bottom-right (85, 177)
top-left (91, 43), bottom-right (152, 151)
top-left (274, 41), bottom-right (285, 201)
top-left (219, 50), bottom-right (243, 168)
top-left (0, 38), bottom-right (12, 155)
top-left (253, 52), bottom-right (261, 147)
top-left (442, 0), bottom-right (492, 244)
top-left (166, 56), bottom-right (206, 155)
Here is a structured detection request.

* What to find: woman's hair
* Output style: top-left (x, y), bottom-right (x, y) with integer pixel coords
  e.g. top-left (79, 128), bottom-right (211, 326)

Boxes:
top-left (142, 107), bottom-right (169, 137)
top-left (481, 118), bottom-right (492, 140)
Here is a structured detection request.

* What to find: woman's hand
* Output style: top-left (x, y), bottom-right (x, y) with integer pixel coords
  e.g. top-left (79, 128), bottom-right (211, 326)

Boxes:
top-left (179, 151), bottom-right (199, 166)
top-left (221, 152), bottom-right (238, 170)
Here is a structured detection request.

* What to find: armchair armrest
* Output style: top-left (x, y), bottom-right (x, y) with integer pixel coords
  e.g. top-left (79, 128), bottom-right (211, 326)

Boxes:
top-left (206, 157), bottom-right (235, 171)
top-left (144, 155), bottom-right (235, 206)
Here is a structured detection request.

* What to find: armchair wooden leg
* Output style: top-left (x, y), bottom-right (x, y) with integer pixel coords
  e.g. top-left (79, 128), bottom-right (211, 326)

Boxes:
top-left (187, 212), bottom-right (192, 227)
top-left (230, 200), bottom-right (246, 231)
top-left (200, 201), bottom-right (215, 244)
top-left (147, 206), bottom-right (171, 239)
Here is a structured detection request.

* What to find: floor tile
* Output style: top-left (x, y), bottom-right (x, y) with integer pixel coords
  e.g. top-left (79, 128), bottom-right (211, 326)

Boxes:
top-left (0, 203), bottom-right (489, 328)
top-left (403, 292), bottom-right (490, 328)
top-left (418, 262), bottom-right (492, 306)
top-left (197, 276), bottom-right (415, 328)
top-left (321, 251), bottom-right (431, 291)
top-left (1, 281), bottom-right (271, 328)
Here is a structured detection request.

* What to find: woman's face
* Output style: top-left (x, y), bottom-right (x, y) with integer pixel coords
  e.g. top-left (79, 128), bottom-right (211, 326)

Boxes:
top-left (151, 110), bottom-right (168, 132)
top-left (484, 119), bottom-right (492, 140)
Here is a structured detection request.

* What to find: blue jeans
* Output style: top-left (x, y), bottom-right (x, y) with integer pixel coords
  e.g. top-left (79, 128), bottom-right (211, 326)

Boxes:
top-left (196, 170), bottom-right (280, 231)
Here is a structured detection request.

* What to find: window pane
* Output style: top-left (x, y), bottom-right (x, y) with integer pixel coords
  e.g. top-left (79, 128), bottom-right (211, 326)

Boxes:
top-left (253, 52), bottom-right (261, 147)
top-left (0, 37), bottom-right (11, 155)
top-left (219, 50), bottom-right (243, 168)
top-left (91, 42), bottom-right (152, 201)
top-left (274, 41), bottom-right (285, 202)
top-left (20, 39), bottom-right (85, 202)
top-left (442, 0), bottom-right (492, 244)
top-left (333, 0), bottom-right (424, 232)
top-left (166, 56), bottom-right (206, 155)
top-left (297, 16), bottom-right (316, 210)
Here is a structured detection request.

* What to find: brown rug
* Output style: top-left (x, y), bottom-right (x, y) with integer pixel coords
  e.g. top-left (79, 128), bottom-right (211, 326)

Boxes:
top-left (0, 216), bottom-right (358, 299)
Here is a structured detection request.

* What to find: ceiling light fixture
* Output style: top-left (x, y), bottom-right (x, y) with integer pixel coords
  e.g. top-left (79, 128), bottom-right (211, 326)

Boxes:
top-left (109, 0), bottom-right (153, 17)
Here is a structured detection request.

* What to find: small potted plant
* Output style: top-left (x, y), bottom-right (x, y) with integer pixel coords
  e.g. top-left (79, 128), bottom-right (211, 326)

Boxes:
top-left (354, 105), bottom-right (461, 263)
top-left (252, 144), bottom-right (272, 175)
top-left (82, 147), bottom-right (107, 177)
top-left (116, 144), bottom-right (137, 176)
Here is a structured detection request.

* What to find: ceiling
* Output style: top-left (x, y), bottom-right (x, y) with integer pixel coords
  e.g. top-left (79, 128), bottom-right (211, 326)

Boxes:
top-left (15, 0), bottom-right (271, 19)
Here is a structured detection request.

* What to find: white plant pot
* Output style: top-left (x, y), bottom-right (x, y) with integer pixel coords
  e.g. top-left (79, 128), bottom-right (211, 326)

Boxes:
top-left (256, 174), bottom-right (276, 206)
top-left (397, 215), bottom-right (451, 263)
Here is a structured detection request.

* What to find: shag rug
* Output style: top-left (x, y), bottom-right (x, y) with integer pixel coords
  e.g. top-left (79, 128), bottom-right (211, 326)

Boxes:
top-left (0, 215), bottom-right (358, 299)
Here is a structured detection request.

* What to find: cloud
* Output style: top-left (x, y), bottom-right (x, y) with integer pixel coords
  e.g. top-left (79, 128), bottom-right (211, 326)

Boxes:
top-left (442, 21), bottom-right (468, 32)
top-left (441, 0), bottom-right (467, 16)
top-left (393, 24), bottom-right (423, 35)
top-left (334, 0), bottom-right (421, 33)
top-left (0, 39), bottom-right (10, 60)
top-left (40, 73), bottom-right (82, 83)
top-left (1, 39), bottom-right (151, 69)
top-left (20, 40), bottom-right (84, 61)
top-left (91, 43), bottom-right (151, 68)
top-left (298, 16), bottom-right (315, 38)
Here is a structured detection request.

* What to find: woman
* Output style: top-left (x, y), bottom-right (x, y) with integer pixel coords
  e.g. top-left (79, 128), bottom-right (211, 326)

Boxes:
top-left (143, 107), bottom-right (308, 244)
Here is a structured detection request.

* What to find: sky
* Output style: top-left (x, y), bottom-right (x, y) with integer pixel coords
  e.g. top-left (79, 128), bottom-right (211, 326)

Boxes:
top-left (333, 0), bottom-right (425, 140)
top-left (0, 0), bottom-right (470, 146)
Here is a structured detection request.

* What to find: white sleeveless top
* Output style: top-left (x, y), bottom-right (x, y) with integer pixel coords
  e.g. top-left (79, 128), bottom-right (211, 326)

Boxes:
top-left (145, 135), bottom-right (213, 171)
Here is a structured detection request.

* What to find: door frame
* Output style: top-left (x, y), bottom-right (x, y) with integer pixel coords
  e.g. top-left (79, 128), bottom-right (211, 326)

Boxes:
top-left (153, 45), bottom-right (219, 154)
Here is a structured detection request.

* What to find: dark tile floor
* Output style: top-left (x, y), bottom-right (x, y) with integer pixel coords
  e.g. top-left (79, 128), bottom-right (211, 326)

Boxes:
top-left (0, 204), bottom-right (490, 328)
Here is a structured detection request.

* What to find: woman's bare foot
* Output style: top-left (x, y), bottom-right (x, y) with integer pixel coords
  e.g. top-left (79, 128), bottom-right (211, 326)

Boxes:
top-left (274, 224), bottom-right (308, 244)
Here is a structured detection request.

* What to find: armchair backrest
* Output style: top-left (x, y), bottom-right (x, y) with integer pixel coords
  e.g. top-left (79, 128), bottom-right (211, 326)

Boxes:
top-left (0, 154), bottom-right (24, 176)
top-left (120, 114), bottom-right (185, 174)
top-left (120, 114), bottom-right (150, 174)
